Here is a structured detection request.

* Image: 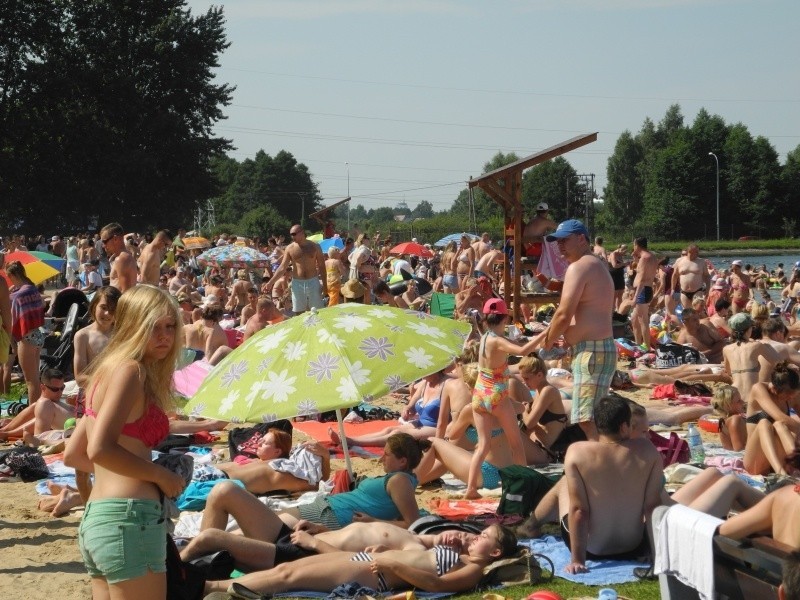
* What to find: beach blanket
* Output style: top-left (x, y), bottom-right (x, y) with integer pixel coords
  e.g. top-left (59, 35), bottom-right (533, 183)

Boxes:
top-left (427, 497), bottom-right (499, 519)
top-left (519, 536), bottom-right (640, 585)
top-left (173, 360), bottom-right (213, 398)
top-left (273, 591), bottom-right (450, 599)
top-left (292, 419), bottom-right (399, 458)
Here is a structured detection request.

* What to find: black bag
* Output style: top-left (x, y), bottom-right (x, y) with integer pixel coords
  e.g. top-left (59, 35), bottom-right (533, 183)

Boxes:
top-left (655, 342), bottom-right (703, 368)
top-left (547, 424), bottom-right (587, 463)
top-left (0, 446), bottom-right (49, 482)
top-left (166, 535), bottom-right (206, 600)
top-left (497, 465), bottom-right (555, 517)
top-left (228, 419), bottom-right (293, 460)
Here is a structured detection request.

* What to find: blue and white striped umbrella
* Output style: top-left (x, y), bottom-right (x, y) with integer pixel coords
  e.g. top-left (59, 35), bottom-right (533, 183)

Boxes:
top-left (433, 232), bottom-right (480, 247)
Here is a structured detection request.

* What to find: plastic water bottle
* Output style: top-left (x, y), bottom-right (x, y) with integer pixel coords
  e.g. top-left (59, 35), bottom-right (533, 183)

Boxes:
top-left (598, 589), bottom-right (618, 600)
top-left (538, 346), bottom-right (567, 361)
top-left (687, 423), bottom-right (705, 464)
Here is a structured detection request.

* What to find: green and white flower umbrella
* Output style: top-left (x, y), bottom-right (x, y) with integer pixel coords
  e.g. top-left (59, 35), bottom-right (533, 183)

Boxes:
top-left (183, 303), bottom-right (471, 473)
top-left (185, 303), bottom-right (470, 423)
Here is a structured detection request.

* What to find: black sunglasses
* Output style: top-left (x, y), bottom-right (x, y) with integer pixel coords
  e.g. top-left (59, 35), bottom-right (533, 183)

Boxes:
top-left (290, 231), bottom-right (301, 237)
top-left (44, 384), bottom-right (65, 392)
top-left (101, 233), bottom-right (119, 244)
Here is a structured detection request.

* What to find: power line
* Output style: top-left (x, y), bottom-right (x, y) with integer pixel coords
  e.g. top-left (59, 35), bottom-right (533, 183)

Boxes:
top-left (216, 125), bottom-right (613, 155)
top-left (221, 67), bottom-right (800, 105)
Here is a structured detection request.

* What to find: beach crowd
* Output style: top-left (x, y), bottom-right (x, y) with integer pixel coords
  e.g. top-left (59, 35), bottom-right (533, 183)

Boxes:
top-left (2, 207), bottom-right (800, 599)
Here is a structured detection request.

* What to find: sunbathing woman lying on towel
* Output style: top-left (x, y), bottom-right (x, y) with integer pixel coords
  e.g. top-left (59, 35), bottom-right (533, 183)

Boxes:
top-left (203, 524), bottom-right (518, 596)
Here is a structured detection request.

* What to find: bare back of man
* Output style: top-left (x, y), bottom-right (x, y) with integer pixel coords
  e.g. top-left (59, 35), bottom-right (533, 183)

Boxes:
top-left (475, 249), bottom-right (503, 279)
top-left (138, 232), bottom-right (170, 285)
top-left (563, 437), bottom-right (662, 558)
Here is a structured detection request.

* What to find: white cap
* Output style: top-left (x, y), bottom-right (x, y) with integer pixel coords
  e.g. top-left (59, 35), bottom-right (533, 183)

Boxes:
top-left (51, 235), bottom-right (59, 241)
top-left (537, 202), bottom-right (549, 211)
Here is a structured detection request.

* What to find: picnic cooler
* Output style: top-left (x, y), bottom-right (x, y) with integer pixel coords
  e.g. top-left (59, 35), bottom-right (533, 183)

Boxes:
top-left (497, 465), bottom-right (557, 517)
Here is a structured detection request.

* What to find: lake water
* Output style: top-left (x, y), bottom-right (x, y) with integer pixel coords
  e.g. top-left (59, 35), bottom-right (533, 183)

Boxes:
top-left (704, 254), bottom-right (800, 274)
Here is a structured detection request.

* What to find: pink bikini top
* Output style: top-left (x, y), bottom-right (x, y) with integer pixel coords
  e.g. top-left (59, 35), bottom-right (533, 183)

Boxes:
top-left (84, 384), bottom-right (169, 448)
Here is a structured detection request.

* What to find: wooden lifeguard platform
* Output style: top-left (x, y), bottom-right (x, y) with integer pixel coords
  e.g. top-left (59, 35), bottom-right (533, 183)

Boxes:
top-left (467, 133), bottom-right (598, 321)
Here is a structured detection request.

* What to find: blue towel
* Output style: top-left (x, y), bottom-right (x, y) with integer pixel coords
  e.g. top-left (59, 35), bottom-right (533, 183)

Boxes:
top-left (177, 478), bottom-right (245, 511)
top-left (35, 474), bottom-right (79, 494)
top-left (519, 535), bottom-right (640, 585)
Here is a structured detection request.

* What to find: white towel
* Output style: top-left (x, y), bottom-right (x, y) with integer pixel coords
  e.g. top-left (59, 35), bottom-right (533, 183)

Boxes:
top-left (654, 504), bottom-right (722, 600)
top-left (268, 446), bottom-right (324, 485)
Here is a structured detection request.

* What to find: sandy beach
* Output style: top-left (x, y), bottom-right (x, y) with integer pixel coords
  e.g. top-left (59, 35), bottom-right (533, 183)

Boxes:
top-left (0, 382), bottom-right (703, 599)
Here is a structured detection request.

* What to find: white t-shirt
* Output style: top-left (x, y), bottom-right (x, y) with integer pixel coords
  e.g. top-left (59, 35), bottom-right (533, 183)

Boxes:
top-left (86, 270), bottom-right (103, 289)
top-left (393, 260), bottom-right (413, 277)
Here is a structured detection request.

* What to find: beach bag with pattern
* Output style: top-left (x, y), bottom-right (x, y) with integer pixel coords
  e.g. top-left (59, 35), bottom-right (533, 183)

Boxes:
top-left (497, 465), bottom-right (555, 517)
top-left (1, 447), bottom-right (48, 482)
top-left (655, 342), bottom-right (702, 368)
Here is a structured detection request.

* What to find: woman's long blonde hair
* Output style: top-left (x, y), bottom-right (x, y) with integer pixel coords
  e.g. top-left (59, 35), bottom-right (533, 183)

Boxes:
top-left (83, 285), bottom-right (183, 411)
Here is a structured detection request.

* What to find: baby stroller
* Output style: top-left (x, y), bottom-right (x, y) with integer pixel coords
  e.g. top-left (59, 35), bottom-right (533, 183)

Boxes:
top-left (49, 288), bottom-right (90, 324)
top-left (40, 301), bottom-right (87, 381)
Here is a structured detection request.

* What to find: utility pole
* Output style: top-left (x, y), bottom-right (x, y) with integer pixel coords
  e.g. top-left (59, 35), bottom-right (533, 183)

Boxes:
top-left (576, 173), bottom-right (595, 231)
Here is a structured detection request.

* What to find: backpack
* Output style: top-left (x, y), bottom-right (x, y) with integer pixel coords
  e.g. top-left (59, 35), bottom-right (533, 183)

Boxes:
top-left (165, 534), bottom-right (206, 600)
top-left (655, 342), bottom-right (703, 369)
top-left (497, 465), bottom-right (556, 517)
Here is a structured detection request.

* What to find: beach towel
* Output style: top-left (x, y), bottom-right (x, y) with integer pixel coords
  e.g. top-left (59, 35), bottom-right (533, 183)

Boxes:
top-left (173, 360), bottom-right (213, 398)
top-left (292, 419), bottom-right (399, 458)
top-left (518, 536), bottom-right (641, 585)
top-left (537, 240), bottom-right (569, 281)
top-left (427, 497), bottom-right (499, 519)
top-left (269, 446), bottom-right (324, 486)
top-left (654, 504), bottom-right (722, 600)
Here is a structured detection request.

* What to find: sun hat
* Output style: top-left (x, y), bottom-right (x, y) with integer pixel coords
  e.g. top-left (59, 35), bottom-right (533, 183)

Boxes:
top-left (545, 219), bottom-right (589, 242)
top-left (483, 298), bottom-right (509, 315)
top-left (536, 202), bottom-right (549, 211)
top-left (729, 312), bottom-right (753, 332)
top-left (341, 279), bottom-right (366, 299)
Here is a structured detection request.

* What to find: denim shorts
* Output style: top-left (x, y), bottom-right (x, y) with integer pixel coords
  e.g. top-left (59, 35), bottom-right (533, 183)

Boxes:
top-left (78, 498), bottom-right (166, 584)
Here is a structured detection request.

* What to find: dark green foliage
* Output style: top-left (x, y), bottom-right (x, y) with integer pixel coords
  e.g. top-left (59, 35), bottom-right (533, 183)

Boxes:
top-left (211, 150), bottom-right (321, 230)
top-left (599, 104), bottom-right (795, 241)
top-left (1, 0), bottom-right (234, 233)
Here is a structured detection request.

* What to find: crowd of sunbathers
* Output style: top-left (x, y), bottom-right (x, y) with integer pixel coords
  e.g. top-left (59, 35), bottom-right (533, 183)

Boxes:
top-left (4, 222), bottom-right (800, 599)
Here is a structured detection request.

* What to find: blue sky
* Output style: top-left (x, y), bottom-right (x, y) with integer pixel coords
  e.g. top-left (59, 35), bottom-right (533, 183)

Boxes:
top-left (186, 0), bottom-right (800, 213)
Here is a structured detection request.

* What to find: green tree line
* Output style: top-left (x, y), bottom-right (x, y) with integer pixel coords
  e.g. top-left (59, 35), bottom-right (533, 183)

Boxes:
top-left (1, 0), bottom-right (233, 233)
top-left (598, 105), bottom-right (800, 241)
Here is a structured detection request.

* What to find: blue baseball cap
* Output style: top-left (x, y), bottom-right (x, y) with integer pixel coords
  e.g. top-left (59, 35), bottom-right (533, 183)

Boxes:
top-left (545, 219), bottom-right (589, 242)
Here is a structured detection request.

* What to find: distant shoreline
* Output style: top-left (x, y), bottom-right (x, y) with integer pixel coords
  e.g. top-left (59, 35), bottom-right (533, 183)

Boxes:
top-left (662, 248), bottom-right (800, 258)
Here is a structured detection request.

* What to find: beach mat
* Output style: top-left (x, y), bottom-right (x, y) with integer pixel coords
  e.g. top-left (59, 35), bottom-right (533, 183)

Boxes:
top-left (291, 419), bottom-right (399, 458)
top-left (427, 497), bottom-right (500, 519)
top-left (519, 536), bottom-right (640, 585)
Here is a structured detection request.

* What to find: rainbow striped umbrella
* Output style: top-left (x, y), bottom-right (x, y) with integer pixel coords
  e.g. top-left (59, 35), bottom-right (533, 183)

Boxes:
top-left (28, 251), bottom-right (66, 271)
top-left (1, 251), bottom-right (60, 285)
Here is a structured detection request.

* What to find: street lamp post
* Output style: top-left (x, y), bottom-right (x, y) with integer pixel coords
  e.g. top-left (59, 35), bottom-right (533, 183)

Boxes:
top-left (708, 152), bottom-right (720, 241)
top-left (345, 162), bottom-right (350, 233)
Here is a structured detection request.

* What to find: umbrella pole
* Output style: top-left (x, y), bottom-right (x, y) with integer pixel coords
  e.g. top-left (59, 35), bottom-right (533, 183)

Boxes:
top-left (336, 412), bottom-right (355, 481)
